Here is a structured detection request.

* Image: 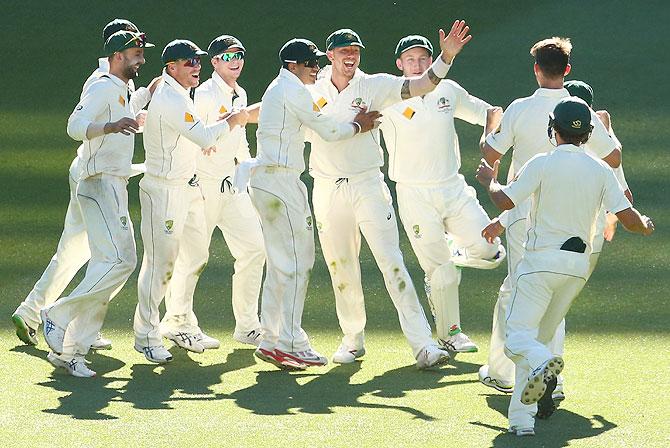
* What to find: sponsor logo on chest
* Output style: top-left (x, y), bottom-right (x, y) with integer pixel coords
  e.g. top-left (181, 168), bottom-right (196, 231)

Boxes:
top-left (437, 97), bottom-right (452, 113)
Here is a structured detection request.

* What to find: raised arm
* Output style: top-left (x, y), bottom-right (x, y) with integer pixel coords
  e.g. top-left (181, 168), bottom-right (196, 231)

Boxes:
top-left (400, 20), bottom-right (472, 100)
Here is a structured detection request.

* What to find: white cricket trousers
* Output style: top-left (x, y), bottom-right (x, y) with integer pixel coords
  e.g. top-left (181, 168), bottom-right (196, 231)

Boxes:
top-left (312, 170), bottom-right (433, 357)
top-left (134, 175), bottom-right (209, 347)
top-left (249, 167), bottom-right (314, 352)
top-left (15, 160), bottom-right (91, 329)
top-left (45, 174), bottom-right (136, 357)
top-left (487, 203), bottom-right (603, 384)
top-left (504, 250), bottom-right (588, 429)
top-left (396, 176), bottom-right (498, 339)
top-left (161, 176), bottom-right (265, 335)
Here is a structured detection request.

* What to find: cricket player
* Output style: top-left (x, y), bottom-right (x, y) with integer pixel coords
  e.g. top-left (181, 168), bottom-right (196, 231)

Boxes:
top-left (133, 39), bottom-right (249, 363)
top-left (247, 38), bottom-right (381, 370)
top-left (11, 18), bottom-right (153, 350)
top-left (379, 35), bottom-right (505, 355)
top-left (160, 35), bottom-right (266, 350)
top-left (477, 37), bottom-right (622, 394)
top-left (40, 30), bottom-right (155, 377)
top-left (475, 97), bottom-right (653, 436)
top-left (307, 21), bottom-right (471, 367)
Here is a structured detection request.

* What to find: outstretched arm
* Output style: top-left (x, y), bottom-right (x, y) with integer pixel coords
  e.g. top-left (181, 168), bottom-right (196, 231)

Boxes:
top-left (400, 20), bottom-right (472, 100)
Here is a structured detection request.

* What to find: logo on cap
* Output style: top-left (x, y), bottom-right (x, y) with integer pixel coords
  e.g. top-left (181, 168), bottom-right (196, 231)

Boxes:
top-left (571, 120), bottom-right (582, 129)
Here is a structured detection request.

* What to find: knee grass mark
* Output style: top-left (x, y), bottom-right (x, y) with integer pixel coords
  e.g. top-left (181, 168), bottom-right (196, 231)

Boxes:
top-left (337, 283), bottom-right (347, 292)
top-left (195, 263), bottom-right (208, 277)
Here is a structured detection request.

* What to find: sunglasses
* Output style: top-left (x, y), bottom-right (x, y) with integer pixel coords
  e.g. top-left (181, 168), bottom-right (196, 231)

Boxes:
top-left (219, 51), bottom-right (245, 62)
top-left (303, 59), bottom-right (319, 68)
top-left (182, 57), bottom-right (201, 67)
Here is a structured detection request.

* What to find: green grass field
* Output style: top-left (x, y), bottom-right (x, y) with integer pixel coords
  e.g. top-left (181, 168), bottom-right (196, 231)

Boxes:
top-left (1, 1), bottom-right (669, 447)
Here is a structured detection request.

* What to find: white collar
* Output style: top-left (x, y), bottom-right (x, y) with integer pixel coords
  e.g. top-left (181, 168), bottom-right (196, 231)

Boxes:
top-left (162, 70), bottom-right (191, 98)
top-left (97, 57), bottom-right (110, 73)
top-left (212, 71), bottom-right (239, 97)
top-left (534, 87), bottom-right (569, 98)
top-left (279, 67), bottom-right (306, 87)
top-left (555, 143), bottom-right (585, 153)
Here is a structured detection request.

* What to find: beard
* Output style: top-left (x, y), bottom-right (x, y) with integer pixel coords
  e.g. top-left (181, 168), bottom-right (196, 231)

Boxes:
top-left (122, 64), bottom-right (139, 80)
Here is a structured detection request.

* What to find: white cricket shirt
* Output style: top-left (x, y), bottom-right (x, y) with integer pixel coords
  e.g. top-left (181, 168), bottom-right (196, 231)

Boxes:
top-left (194, 72), bottom-right (251, 180)
top-left (67, 73), bottom-right (137, 179)
top-left (486, 88), bottom-right (617, 182)
top-left (502, 144), bottom-right (631, 254)
top-left (255, 68), bottom-right (355, 173)
top-left (380, 79), bottom-right (490, 185)
top-left (307, 66), bottom-right (405, 179)
top-left (83, 58), bottom-right (150, 110)
top-left (143, 72), bottom-right (230, 182)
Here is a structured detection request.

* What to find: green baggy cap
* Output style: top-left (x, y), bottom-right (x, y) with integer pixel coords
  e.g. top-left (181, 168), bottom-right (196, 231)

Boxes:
top-left (162, 39), bottom-right (208, 65)
top-left (551, 97), bottom-right (593, 135)
top-left (326, 28), bottom-right (365, 51)
top-left (564, 80), bottom-right (594, 107)
top-left (104, 30), bottom-right (154, 56)
top-left (395, 35), bottom-right (433, 58)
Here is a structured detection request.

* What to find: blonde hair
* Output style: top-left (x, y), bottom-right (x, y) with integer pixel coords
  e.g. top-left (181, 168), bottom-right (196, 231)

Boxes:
top-left (530, 37), bottom-right (572, 78)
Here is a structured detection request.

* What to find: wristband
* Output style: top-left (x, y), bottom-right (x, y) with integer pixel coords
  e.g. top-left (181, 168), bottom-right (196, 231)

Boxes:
top-left (352, 121), bottom-right (362, 134)
top-left (430, 55), bottom-right (452, 79)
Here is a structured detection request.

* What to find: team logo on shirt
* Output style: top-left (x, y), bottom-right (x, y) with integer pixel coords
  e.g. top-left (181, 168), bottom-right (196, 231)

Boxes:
top-left (219, 105), bottom-right (228, 114)
top-left (350, 97), bottom-right (367, 111)
top-left (184, 112), bottom-right (195, 123)
top-left (118, 95), bottom-right (126, 107)
top-left (165, 220), bottom-right (174, 234)
top-left (75, 104), bottom-right (83, 111)
top-left (306, 216), bottom-right (313, 230)
top-left (316, 221), bottom-right (323, 232)
top-left (437, 97), bottom-right (451, 112)
top-left (413, 224), bottom-right (422, 239)
top-left (120, 216), bottom-right (128, 230)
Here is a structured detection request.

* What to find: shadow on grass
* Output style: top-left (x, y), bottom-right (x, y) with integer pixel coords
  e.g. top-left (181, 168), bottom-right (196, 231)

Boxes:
top-left (229, 358), bottom-right (481, 420)
top-left (470, 394), bottom-right (617, 447)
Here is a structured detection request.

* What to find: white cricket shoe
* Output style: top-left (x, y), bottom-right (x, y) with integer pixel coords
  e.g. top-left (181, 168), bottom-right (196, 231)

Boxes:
top-left (254, 346), bottom-right (306, 371)
top-left (40, 309), bottom-right (65, 354)
top-left (508, 426), bottom-right (535, 437)
top-left (47, 352), bottom-right (96, 378)
top-left (478, 364), bottom-right (514, 393)
top-left (135, 343), bottom-right (173, 364)
top-left (552, 374), bottom-right (565, 402)
top-left (332, 344), bottom-right (366, 364)
top-left (439, 327), bottom-right (479, 353)
top-left (276, 348), bottom-right (328, 367)
top-left (163, 331), bottom-right (205, 353)
top-left (521, 356), bottom-right (564, 405)
top-left (233, 328), bottom-right (263, 347)
top-left (195, 332), bottom-right (220, 350)
top-left (90, 332), bottom-right (112, 350)
top-left (416, 344), bottom-right (450, 369)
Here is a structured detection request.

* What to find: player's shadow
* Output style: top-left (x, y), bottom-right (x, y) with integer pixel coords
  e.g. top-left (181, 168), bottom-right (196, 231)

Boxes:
top-left (122, 348), bottom-right (255, 410)
top-left (470, 394), bottom-right (617, 447)
top-left (230, 358), bottom-right (480, 420)
top-left (37, 351), bottom-right (127, 420)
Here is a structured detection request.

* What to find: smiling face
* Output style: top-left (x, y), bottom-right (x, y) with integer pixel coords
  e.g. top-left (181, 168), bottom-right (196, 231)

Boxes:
top-left (289, 59), bottom-right (320, 85)
top-left (110, 47), bottom-right (146, 82)
top-left (167, 57), bottom-right (202, 88)
top-left (327, 45), bottom-right (360, 79)
top-left (396, 47), bottom-right (432, 77)
top-left (211, 47), bottom-right (245, 86)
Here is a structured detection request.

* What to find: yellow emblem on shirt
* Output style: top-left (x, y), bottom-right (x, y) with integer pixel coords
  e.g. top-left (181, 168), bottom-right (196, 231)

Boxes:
top-left (316, 97), bottom-right (328, 108)
top-left (118, 95), bottom-right (126, 106)
top-left (184, 112), bottom-right (195, 123)
top-left (402, 107), bottom-right (415, 120)
top-left (312, 102), bottom-right (320, 112)
top-left (219, 105), bottom-right (228, 114)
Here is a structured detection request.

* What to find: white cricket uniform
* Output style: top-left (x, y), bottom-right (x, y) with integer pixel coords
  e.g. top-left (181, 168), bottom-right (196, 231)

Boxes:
top-left (501, 144), bottom-right (630, 429)
top-left (380, 79), bottom-right (499, 340)
top-left (250, 68), bottom-right (355, 353)
top-left (483, 87), bottom-right (618, 384)
top-left (14, 60), bottom-right (150, 330)
top-left (307, 67), bottom-right (434, 357)
top-left (43, 73), bottom-right (140, 358)
top-left (134, 72), bottom-right (231, 348)
top-left (161, 72), bottom-right (266, 336)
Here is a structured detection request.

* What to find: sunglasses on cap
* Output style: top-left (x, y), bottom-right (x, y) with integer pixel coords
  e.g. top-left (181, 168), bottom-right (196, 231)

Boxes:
top-left (303, 59), bottom-right (319, 68)
top-left (126, 32), bottom-right (150, 48)
top-left (218, 51), bottom-right (245, 62)
top-left (171, 57), bottom-right (201, 67)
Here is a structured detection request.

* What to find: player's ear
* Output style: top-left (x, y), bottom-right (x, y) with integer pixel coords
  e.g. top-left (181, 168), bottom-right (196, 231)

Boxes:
top-left (326, 50), bottom-right (335, 63)
top-left (395, 58), bottom-right (403, 71)
top-left (564, 63), bottom-right (572, 77)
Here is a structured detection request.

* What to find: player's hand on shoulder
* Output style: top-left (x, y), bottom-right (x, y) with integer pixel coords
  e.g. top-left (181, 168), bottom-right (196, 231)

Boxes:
top-left (105, 117), bottom-right (140, 135)
top-left (486, 106), bottom-right (503, 127)
top-left (148, 76), bottom-right (163, 95)
top-left (482, 217), bottom-right (505, 243)
top-left (353, 109), bottom-right (382, 133)
top-left (438, 20), bottom-right (472, 63)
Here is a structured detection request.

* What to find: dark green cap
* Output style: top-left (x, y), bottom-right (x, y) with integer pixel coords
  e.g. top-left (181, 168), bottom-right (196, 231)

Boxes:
top-left (104, 31), bottom-right (154, 56)
top-left (325, 28), bottom-right (365, 51)
top-left (551, 97), bottom-right (593, 135)
top-left (564, 80), bottom-right (594, 107)
top-left (162, 39), bottom-right (208, 65)
top-left (208, 35), bottom-right (246, 58)
top-left (102, 18), bottom-right (139, 42)
top-left (279, 38), bottom-right (326, 63)
top-left (395, 35), bottom-right (433, 58)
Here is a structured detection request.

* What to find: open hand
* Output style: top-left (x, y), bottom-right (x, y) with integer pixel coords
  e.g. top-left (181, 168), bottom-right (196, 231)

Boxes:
top-left (438, 20), bottom-right (472, 63)
top-left (353, 110), bottom-right (383, 133)
top-left (476, 158), bottom-right (499, 186)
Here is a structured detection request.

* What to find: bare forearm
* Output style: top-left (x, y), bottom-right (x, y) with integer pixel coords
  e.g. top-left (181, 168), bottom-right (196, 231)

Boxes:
top-left (616, 207), bottom-right (654, 235)
top-left (402, 55), bottom-right (451, 99)
top-left (487, 181), bottom-right (515, 211)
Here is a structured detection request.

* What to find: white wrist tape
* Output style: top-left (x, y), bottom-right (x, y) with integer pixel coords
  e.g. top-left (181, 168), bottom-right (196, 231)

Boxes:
top-left (351, 121), bottom-right (362, 134)
top-left (430, 55), bottom-right (452, 79)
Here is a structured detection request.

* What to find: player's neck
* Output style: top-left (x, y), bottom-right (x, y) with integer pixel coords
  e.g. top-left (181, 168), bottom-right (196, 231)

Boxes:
top-left (330, 70), bottom-right (353, 92)
top-left (109, 66), bottom-right (130, 85)
top-left (537, 76), bottom-right (564, 90)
